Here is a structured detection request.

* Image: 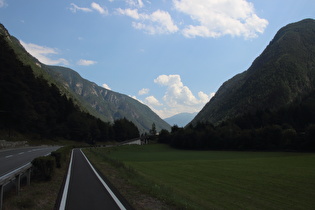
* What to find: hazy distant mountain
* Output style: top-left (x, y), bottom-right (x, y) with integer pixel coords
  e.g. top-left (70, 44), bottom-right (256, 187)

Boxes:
top-left (164, 112), bottom-right (197, 127)
top-left (191, 19), bottom-right (315, 125)
top-left (0, 23), bottom-right (171, 133)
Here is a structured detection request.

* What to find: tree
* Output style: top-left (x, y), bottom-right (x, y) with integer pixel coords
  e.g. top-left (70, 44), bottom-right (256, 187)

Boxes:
top-left (150, 123), bottom-right (157, 136)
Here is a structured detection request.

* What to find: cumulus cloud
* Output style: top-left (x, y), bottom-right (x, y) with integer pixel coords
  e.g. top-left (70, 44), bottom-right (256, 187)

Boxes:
top-left (173, 0), bottom-right (268, 38)
top-left (154, 74), bottom-right (198, 107)
top-left (117, 8), bottom-right (178, 34)
top-left (20, 40), bottom-right (69, 66)
top-left (102, 83), bottom-right (111, 90)
top-left (145, 96), bottom-right (163, 106)
top-left (138, 88), bottom-right (149, 95)
top-left (152, 74), bottom-right (214, 118)
top-left (91, 2), bottom-right (108, 15)
top-left (77, 59), bottom-right (97, 66)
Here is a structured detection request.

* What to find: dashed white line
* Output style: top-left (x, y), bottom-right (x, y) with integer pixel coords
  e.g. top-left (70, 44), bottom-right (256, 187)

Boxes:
top-left (5, 155), bottom-right (13, 158)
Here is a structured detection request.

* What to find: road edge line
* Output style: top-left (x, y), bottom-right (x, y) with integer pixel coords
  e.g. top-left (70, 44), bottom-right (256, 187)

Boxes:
top-left (80, 149), bottom-right (127, 210)
top-left (59, 149), bottom-right (74, 210)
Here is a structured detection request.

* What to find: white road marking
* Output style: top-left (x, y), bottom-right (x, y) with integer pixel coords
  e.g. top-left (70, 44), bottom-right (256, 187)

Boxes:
top-left (5, 155), bottom-right (13, 158)
top-left (59, 149), bottom-right (74, 210)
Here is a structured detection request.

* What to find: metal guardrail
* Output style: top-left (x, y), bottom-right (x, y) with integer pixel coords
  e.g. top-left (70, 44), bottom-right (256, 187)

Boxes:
top-left (0, 163), bottom-right (32, 210)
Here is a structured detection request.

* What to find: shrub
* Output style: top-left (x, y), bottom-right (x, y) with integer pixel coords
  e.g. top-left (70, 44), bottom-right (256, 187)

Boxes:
top-left (32, 156), bottom-right (55, 181)
top-left (51, 151), bottom-right (62, 168)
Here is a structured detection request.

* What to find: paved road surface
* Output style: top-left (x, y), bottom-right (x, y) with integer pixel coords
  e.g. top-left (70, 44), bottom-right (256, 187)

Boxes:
top-left (62, 149), bottom-right (127, 210)
top-left (0, 146), bottom-right (60, 177)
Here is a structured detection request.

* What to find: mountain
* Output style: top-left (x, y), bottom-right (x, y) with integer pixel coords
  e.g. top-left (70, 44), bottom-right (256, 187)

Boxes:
top-left (0, 24), bottom-right (136, 143)
top-left (191, 19), bottom-right (315, 126)
top-left (164, 112), bottom-right (197, 127)
top-left (0, 23), bottom-right (170, 133)
top-left (43, 65), bottom-right (171, 132)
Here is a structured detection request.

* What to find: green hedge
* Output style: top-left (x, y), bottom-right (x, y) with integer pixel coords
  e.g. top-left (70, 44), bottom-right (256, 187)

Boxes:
top-left (32, 146), bottom-right (72, 181)
top-left (32, 156), bottom-right (55, 181)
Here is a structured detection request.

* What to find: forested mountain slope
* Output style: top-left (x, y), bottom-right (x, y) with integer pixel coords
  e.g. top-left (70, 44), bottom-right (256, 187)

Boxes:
top-left (0, 24), bottom-right (170, 133)
top-left (191, 19), bottom-right (315, 125)
top-left (43, 65), bottom-right (171, 132)
top-left (0, 25), bottom-right (139, 143)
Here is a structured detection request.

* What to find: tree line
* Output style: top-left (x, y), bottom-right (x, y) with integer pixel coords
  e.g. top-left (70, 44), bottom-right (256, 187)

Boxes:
top-left (0, 36), bottom-right (139, 143)
top-left (158, 92), bottom-right (315, 151)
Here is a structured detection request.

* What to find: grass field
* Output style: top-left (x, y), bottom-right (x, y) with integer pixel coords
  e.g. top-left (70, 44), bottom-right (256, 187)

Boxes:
top-left (87, 144), bottom-right (315, 210)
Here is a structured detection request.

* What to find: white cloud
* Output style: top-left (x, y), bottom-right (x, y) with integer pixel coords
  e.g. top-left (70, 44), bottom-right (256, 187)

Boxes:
top-left (20, 40), bottom-right (69, 66)
top-left (173, 0), bottom-right (268, 39)
top-left (77, 59), bottom-right (97, 66)
top-left (91, 2), bottom-right (108, 15)
top-left (70, 2), bottom-right (108, 15)
top-left (102, 83), bottom-right (111, 90)
top-left (70, 3), bottom-right (92, 13)
top-left (0, 0), bottom-right (7, 8)
top-left (117, 8), bottom-right (140, 19)
top-left (126, 0), bottom-right (144, 8)
top-left (152, 74), bottom-right (214, 118)
top-left (145, 96), bottom-right (163, 106)
top-left (138, 0), bottom-right (144, 8)
top-left (138, 88), bottom-right (149, 95)
top-left (117, 9), bottom-right (178, 34)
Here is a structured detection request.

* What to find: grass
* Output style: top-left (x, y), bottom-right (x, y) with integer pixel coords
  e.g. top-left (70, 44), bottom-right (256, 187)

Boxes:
top-left (85, 144), bottom-right (315, 210)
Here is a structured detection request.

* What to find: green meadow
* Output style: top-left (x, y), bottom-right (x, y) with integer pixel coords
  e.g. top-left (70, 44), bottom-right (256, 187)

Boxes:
top-left (87, 144), bottom-right (315, 210)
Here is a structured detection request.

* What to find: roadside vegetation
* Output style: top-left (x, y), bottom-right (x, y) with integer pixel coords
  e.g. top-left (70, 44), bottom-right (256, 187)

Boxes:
top-left (2, 145), bottom-right (73, 209)
top-left (85, 144), bottom-right (315, 210)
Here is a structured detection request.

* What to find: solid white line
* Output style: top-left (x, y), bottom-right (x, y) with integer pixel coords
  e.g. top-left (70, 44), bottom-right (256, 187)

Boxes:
top-left (59, 149), bottom-right (74, 210)
top-left (80, 149), bottom-right (127, 210)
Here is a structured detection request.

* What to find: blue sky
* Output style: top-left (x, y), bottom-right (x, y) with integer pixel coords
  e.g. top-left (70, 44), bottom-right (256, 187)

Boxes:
top-left (1, 0), bottom-right (314, 118)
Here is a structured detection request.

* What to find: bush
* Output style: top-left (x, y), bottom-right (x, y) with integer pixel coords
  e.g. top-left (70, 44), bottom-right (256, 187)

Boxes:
top-left (51, 151), bottom-right (62, 168)
top-left (32, 156), bottom-right (55, 181)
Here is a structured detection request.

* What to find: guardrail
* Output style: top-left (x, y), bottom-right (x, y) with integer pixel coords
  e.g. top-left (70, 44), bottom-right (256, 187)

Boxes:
top-left (0, 163), bottom-right (32, 210)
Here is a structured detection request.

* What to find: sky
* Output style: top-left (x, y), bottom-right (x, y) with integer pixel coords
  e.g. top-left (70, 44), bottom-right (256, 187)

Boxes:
top-left (1, 0), bottom-right (314, 119)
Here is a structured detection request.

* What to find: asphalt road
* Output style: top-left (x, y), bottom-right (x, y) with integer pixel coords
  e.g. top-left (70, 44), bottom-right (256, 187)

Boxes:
top-left (0, 146), bottom-right (60, 177)
top-left (63, 149), bottom-right (126, 210)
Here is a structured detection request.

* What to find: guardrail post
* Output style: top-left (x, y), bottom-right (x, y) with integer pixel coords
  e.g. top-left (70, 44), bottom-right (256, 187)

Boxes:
top-left (27, 168), bottom-right (31, 186)
top-left (16, 174), bottom-right (21, 195)
top-left (0, 184), bottom-right (3, 210)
